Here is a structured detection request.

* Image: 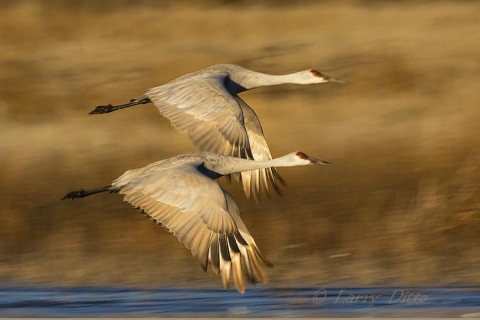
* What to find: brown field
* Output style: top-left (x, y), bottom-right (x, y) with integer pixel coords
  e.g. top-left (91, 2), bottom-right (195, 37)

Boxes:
top-left (0, 0), bottom-right (479, 289)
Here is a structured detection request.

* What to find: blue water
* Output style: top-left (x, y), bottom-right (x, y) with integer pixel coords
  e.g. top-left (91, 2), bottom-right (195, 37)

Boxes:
top-left (0, 284), bottom-right (479, 317)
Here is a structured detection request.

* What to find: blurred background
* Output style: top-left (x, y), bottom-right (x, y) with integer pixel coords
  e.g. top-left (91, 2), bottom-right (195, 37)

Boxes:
top-left (1, 0), bottom-right (479, 291)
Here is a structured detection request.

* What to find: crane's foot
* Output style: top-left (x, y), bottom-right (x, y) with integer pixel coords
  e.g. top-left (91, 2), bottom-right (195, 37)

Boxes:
top-left (89, 104), bottom-right (117, 114)
top-left (62, 189), bottom-right (89, 200)
top-left (61, 185), bottom-right (112, 201)
top-left (88, 97), bottom-right (151, 115)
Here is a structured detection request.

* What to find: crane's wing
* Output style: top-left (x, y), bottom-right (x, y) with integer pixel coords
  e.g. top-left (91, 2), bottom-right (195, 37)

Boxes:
top-left (112, 162), bottom-right (271, 293)
top-left (233, 97), bottom-right (285, 201)
top-left (146, 75), bottom-right (251, 160)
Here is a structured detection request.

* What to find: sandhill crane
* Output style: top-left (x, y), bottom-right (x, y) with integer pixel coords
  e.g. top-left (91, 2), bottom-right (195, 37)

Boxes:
top-left (62, 151), bottom-right (331, 293)
top-left (89, 64), bottom-right (343, 201)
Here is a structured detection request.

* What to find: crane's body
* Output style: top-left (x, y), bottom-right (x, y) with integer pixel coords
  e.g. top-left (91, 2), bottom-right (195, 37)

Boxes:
top-left (90, 64), bottom-right (343, 200)
top-left (63, 151), bottom-right (331, 293)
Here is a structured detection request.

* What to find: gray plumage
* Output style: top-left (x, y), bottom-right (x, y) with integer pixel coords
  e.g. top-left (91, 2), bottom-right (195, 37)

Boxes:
top-left (91, 64), bottom-right (343, 201)
top-left (63, 151), bottom-right (331, 293)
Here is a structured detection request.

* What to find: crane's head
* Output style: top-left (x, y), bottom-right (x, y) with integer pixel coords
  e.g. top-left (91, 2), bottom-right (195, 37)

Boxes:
top-left (292, 152), bottom-right (332, 166)
top-left (308, 70), bottom-right (346, 84)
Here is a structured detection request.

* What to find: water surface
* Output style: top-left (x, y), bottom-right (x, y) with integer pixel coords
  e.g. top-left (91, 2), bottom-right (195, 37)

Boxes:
top-left (1, 284), bottom-right (479, 317)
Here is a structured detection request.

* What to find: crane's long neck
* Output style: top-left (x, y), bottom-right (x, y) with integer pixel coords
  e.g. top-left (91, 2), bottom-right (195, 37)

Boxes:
top-left (214, 154), bottom-right (304, 176)
top-left (230, 70), bottom-right (308, 91)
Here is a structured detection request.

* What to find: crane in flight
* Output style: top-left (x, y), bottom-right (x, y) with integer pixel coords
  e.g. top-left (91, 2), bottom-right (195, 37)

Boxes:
top-left (62, 151), bottom-right (332, 293)
top-left (89, 64), bottom-right (344, 201)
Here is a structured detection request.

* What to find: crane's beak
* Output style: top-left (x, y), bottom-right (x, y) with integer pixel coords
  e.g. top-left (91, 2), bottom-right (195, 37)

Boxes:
top-left (325, 75), bottom-right (346, 84)
top-left (310, 157), bottom-right (333, 165)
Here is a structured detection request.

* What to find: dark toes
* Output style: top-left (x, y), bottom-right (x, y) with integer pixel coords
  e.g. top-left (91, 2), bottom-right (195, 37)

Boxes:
top-left (61, 189), bottom-right (86, 200)
top-left (89, 104), bottom-right (113, 115)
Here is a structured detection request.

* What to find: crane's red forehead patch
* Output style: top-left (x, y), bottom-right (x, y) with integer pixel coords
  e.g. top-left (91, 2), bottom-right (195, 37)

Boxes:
top-left (310, 70), bottom-right (323, 77)
top-left (296, 152), bottom-right (309, 160)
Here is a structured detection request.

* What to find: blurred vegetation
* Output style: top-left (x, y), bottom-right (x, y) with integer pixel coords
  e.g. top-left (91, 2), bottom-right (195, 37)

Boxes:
top-left (0, 0), bottom-right (479, 288)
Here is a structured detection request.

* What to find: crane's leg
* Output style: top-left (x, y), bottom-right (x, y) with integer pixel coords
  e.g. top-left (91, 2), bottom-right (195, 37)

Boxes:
top-left (61, 185), bottom-right (112, 200)
top-left (89, 96), bottom-right (151, 115)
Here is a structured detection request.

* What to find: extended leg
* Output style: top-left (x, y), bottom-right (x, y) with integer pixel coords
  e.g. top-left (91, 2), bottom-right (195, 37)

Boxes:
top-left (89, 96), bottom-right (151, 115)
top-left (62, 185), bottom-right (112, 200)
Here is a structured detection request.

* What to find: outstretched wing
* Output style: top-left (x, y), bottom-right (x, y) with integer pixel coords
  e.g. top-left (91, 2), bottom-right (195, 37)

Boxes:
top-left (146, 73), bottom-right (283, 200)
top-left (112, 161), bottom-right (271, 293)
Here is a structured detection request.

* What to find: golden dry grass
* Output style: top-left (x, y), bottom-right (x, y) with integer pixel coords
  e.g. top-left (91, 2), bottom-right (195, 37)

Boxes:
top-left (0, 1), bottom-right (479, 288)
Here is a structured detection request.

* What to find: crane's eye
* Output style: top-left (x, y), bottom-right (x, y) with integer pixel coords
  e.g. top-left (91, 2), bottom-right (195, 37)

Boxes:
top-left (310, 70), bottom-right (323, 77)
top-left (296, 152), bottom-right (309, 160)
